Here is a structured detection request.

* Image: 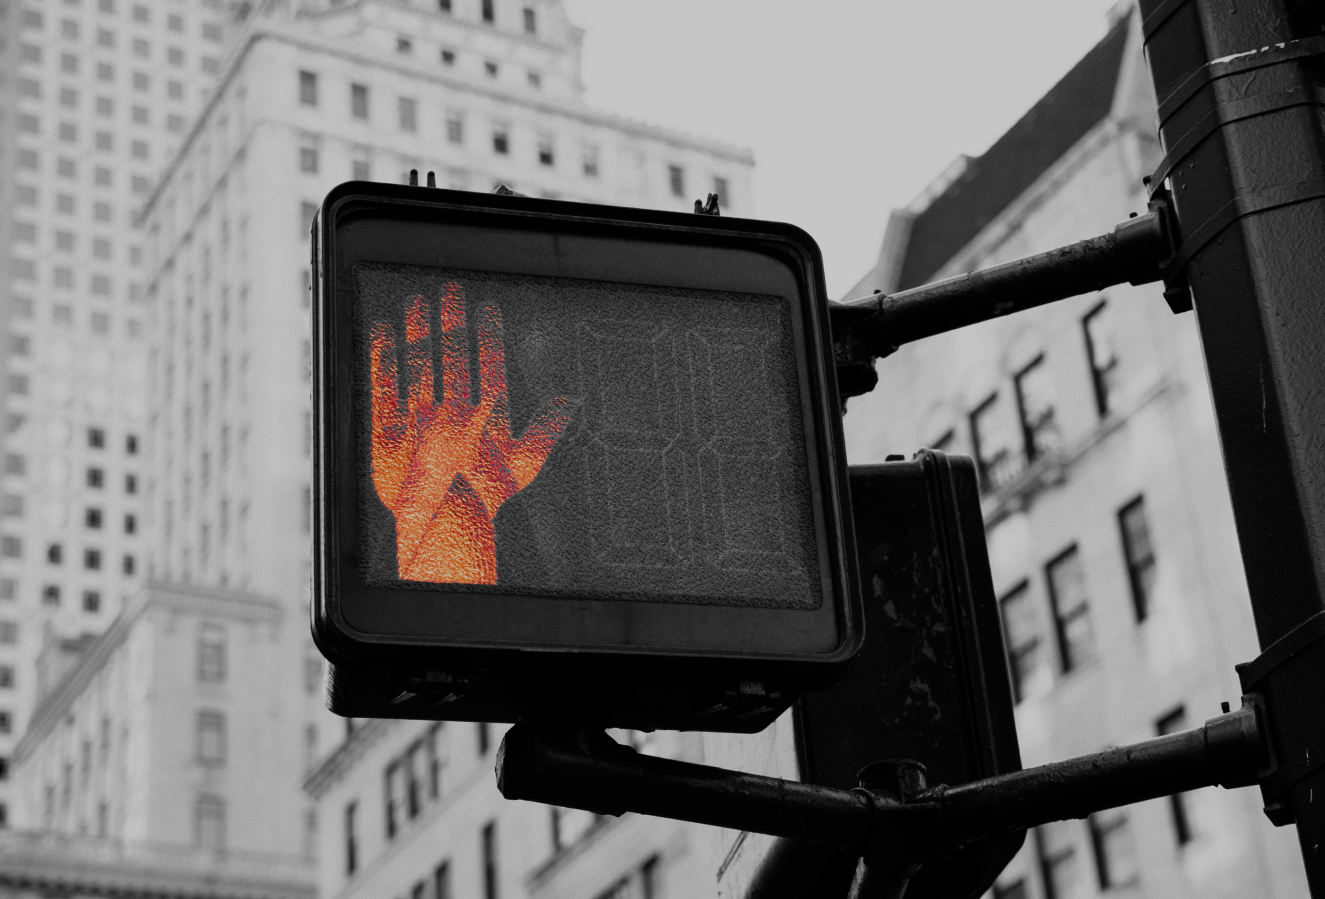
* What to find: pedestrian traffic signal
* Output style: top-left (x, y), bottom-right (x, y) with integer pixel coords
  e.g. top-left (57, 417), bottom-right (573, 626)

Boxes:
top-left (311, 182), bottom-right (861, 732)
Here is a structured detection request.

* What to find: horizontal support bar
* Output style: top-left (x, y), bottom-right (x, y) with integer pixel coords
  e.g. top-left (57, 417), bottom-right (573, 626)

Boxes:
top-left (831, 194), bottom-right (1181, 403)
top-left (497, 725), bottom-right (873, 847)
top-left (497, 699), bottom-right (1267, 856)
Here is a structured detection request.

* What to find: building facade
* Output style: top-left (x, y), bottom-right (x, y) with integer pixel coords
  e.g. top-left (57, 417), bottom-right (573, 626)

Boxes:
top-left (7, 581), bottom-right (317, 892)
top-left (306, 720), bottom-right (709, 899)
top-left (838, 8), bottom-right (1309, 899)
top-left (132, 0), bottom-right (754, 894)
top-left (0, 0), bottom-right (236, 826)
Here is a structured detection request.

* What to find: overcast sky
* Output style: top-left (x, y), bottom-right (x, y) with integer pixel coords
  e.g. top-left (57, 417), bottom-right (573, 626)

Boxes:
top-left (562, 0), bottom-right (1126, 297)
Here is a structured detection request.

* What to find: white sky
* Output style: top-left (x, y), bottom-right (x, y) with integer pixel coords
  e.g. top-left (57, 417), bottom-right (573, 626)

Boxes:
top-left (562, 0), bottom-right (1125, 298)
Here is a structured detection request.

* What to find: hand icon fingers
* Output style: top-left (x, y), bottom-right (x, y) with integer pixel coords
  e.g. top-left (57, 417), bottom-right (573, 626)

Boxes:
top-left (438, 282), bottom-right (471, 405)
top-left (404, 294), bottom-right (435, 421)
top-left (477, 303), bottom-right (507, 407)
top-left (369, 322), bottom-right (408, 510)
top-left (370, 322), bottom-right (403, 432)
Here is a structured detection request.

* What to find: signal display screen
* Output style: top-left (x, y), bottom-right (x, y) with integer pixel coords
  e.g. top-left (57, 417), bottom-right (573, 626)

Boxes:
top-left (353, 263), bottom-right (824, 610)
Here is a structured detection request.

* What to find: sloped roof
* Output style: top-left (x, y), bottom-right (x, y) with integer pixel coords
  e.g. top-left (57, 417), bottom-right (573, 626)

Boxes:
top-left (896, 15), bottom-right (1130, 289)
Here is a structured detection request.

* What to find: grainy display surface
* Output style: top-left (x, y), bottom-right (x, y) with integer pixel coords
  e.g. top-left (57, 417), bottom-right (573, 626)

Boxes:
top-left (353, 263), bottom-right (823, 609)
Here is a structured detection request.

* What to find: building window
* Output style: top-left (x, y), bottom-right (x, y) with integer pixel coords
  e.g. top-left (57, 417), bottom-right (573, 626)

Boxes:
top-left (398, 97), bottom-right (417, 132)
top-left (88, 468), bottom-right (105, 489)
top-left (485, 60), bottom-right (499, 78)
top-left (0, 623), bottom-right (14, 645)
top-left (441, 48), bottom-right (456, 65)
top-left (84, 548), bottom-right (102, 570)
top-left (446, 115), bottom-right (464, 144)
top-left (197, 711), bottom-right (226, 765)
top-left (1089, 809), bottom-right (1139, 890)
top-left (300, 147), bottom-right (318, 173)
top-left (340, 801), bottom-right (358, 875)
top-left (123, 554), bottom-right (136, 575)
top-left (435, 862), bottom-right (452, 899)
top-left (127, 434), bottom-right (139, 454)
top-left (86, 508), bottom-right (103, 529)
top-left (969, 392), bottom-right (1016, 492)
top-left (42, 585), bottom-right (59, 606)
top-left (582, 145), bottom-right (600, 178)
top-left (999, 581), bottom-right (1051, 703)
top-left (427, 723), bottom-right (445, 798)
top-left (350, 83), bottom-right (368, 119)
top-left (83, 591), bottom-right (100, 613)
top-left (0, 712), bottom-right (10, 734)
top-left (992, 879), bottom-right (1028, 899)
top-left (0, 668), bottom-right (13, 689)
top-left (125, 474), bottom-right (138, 494)
top-left (195, 794), bottom-right (225, 850)
top-left (1045, 545), bottom-right (1096, 673)
top-left (524, 7), bottom-right (536, 32)
top-left (492, 129), bottom-right (509, 155)
top-left (1035, 823), bottom-right (1081, 899)
top-left (385, 763), bottom-right (402, 838)
top-left (298, 70), bottom-right (318, 106)
top-left (1118, 496), bottom-right (1156, 622)
top-left (1083, 301), bottom-right (1120, 418)
top-left (198, 623), bottom-right (226, 682)
top-left (396, 36), bottom-right (412, 54)
top-left (439, 0), bottom-right (452, 12)
top-left (482, 821), bottom-right (498, 899)
top-left (1157, 707), bottom-right (1194, 845)
top-left (668, 164), bottom-right (684, 197)
top-left (352, 159), bottom-right (370, 181)
top-left (713, 176), bottom-right (731, 208)
top-left (527, 70), bottom-right (541, 89)
top-left (538, 137), bottom-right (554, 166)
top-left (1013, 354), bottom-right (1058, 462)
top-left (482, 0), bottom-right (495, 23)
top-left (405, 741), bottom-right (423, 818)
top-left (48, 544), bottom-right (62, 565)
top-left (478, 721), bottom-right (491, 755)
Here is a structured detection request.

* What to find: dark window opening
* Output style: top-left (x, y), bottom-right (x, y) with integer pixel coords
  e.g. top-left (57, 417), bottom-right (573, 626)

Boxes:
top-left (1083, 301), bottom-right (1120, 418)
top-left (1045, 546), bottom-right (1096, 672)
top-left (1013, 354), bottom-right (1057, 462)
top-left (1118, 496), bottom-right (1157, 622)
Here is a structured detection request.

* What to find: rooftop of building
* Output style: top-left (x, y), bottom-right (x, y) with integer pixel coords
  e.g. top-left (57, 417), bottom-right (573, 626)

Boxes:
top-left (141, 0), bottom-right (754, 223)
top-left (894, 11), bottom-right (1132, 290)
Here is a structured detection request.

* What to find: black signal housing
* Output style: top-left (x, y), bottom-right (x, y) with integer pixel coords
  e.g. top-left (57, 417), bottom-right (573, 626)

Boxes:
top-left (310, 182), bottom-right (861, 732)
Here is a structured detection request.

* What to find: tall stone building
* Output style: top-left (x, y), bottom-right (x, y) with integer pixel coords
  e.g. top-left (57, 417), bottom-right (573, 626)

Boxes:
top-left (838, 7), bottom-right (1309, 899)
top-left (2, 0), bottom-right (751, 892)
top-left (0, 0), bottom-right (236, 827)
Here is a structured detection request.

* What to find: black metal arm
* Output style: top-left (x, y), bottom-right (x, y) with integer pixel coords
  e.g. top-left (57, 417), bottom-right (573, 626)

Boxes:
top-left (497, 697), bottom-right (1268, 896)
top-left (831, 190), bottom-right (1183, 403)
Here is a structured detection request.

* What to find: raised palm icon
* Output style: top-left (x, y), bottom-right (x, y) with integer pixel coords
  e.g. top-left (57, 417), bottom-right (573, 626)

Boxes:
top-left (369, 282), bottom-right (572, 584)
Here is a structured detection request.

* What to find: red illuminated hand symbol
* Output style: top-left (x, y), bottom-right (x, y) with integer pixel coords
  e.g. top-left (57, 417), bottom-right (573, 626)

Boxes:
top-left (369, 282), bottom-right (572, 584)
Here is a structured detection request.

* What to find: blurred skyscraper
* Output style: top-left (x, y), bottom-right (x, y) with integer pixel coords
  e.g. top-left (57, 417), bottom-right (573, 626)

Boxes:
top-left (6, 0), bottom-right (753, 896)
top-left (0, 0), bottom-right (237, 832)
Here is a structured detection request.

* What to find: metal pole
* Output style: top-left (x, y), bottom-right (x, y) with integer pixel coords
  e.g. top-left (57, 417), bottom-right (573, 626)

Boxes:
top-left (497, 703), bottom-right (1266, 854)
top-left (1137, 1), bottom-right (1325, 890)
